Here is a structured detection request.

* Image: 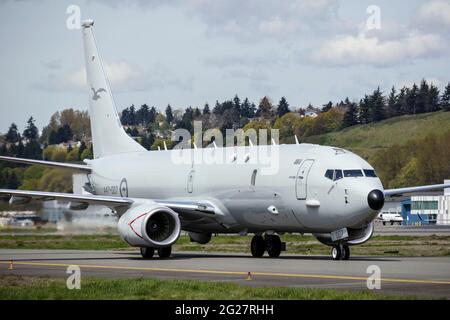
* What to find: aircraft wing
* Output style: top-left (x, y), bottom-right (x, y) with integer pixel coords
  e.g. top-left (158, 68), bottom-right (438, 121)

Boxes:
top-left (0, 189), bottom-right (216, 218)
top-left (384, 183), bottom-right (450, 197)
top-left (0, 156), bottom-right (91, 172)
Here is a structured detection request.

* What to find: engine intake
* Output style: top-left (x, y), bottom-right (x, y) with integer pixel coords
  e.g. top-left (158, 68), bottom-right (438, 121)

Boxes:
top-left (118, 203), bottom-right (181, 248)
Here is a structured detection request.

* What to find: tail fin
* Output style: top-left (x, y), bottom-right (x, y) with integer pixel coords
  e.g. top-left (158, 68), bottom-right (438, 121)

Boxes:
top-left (81, 20), bottom-right (145, 158)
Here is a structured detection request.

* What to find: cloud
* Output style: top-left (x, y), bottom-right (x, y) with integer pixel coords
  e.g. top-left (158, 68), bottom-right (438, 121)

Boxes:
top-left (32, 61), bottom-right (192, 93)
top-left (417, 0), bottom-right (450, 29)
top-left (310, 30), bottom-right (446, 67)
top-left (91, 0), bottom-right (341, 41)
top-left (40, 59), bottom-right (62, 70)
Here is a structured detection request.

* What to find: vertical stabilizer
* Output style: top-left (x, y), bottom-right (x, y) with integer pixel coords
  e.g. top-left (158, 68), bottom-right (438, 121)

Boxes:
top-left (81, 20), bottom-right (145, 158)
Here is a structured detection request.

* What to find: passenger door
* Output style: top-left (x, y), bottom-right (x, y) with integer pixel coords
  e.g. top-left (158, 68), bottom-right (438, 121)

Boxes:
top-left (296, 159), bottom-right (314, 199)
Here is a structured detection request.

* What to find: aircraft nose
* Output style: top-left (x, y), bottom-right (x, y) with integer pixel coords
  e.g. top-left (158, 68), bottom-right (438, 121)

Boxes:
top-left (367, 189), bottom-right (385, 211)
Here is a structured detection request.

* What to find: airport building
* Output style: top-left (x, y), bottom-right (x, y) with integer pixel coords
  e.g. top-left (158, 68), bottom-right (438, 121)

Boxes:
top-left (381, 180), bottom-right (450, 225)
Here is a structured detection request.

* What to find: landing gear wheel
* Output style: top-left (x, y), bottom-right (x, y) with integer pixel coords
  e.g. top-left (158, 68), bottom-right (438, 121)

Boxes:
top-left (157, 246), bottom-right (172, 258)
top-left (140, 247), bottom-right (155, 259)
top-left (331, 245), bottom-right (342, 260)
top-left (251, 235), bottom-right (266, 257)
top-left (265, 235), bottom-right (282, 258)
top-left (341, 245), bottom-right (350, 260)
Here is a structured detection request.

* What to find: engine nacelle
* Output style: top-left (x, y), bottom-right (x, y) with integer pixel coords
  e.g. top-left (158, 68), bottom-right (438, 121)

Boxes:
top-left (118, 202), bottom-right (181, 248)
top-left (313, 222), bottom-right (374, 246)
top-left (188, 232), bottom-right (212, 244)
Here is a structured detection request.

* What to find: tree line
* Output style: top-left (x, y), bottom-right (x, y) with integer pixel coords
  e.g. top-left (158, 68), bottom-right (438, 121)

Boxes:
top-left (342, 81), bottom-right (450, 128)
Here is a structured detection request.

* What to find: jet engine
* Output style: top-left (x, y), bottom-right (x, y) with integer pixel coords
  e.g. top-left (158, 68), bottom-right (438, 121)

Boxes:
top-left (118, 203), bottom-right (181, 248)
top-left (313, 222), bottom-right (374, 246)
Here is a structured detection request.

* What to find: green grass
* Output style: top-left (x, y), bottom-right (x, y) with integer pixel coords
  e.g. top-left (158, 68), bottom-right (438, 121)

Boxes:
top-left (0, 275), bottom-right (419, 300)
top-left (1, 234), bottom-right (449, 257)
top-left (304, 111), bottom-right (450, 162)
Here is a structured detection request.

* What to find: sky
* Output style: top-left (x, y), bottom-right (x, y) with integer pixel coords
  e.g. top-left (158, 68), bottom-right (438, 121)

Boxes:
top-left (0, 0), bottom-right (449, 133)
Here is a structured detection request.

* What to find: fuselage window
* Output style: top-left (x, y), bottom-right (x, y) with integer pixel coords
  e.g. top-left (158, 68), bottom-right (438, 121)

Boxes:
top-left (364, 169), bottom-right (377, 177)
top-left (325, 169), bottom-right (334, 180)
top-left (334, 170), bottom-right (343, 180)
top-left (344, 170), bottom-right (363, 177)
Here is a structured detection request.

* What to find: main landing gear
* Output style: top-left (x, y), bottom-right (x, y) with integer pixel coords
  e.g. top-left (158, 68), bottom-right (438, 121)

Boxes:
top-left (331, 244), bottom-right (350, 261)
top-left (140, 246), bottom-right (172, 259)
top-left (250, 234), bottom-right (283, 258)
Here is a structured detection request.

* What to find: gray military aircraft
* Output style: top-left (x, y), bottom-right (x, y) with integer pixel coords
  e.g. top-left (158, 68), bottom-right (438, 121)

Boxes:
top-left (1, 20), bottom-right (449, 260)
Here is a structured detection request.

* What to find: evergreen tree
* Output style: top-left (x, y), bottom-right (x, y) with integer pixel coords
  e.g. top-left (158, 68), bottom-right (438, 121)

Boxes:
top-left (194, 107), bottom-right (201, 118)
top-left (128, 105), bottom-right (136, 125)
top-left (202, 103), bottom-right (210, 115)
top-left (5, 123), bottom-right (20, 144)
top-left (342, 101), bottom-right (358, 128)
top-left (213, 100), bottom-right (222, 115)
top-left (387, 86), bottom-right (397, 118)
top-left (23, 117), bottom-right (39, 140)
top-left (165, 104), bottom-right (174, 123)
top-left (407, 84), bottom-right (418, 115)
top-left (256, 96), bottom-right (273, 119)
top-left (442, 83), bottom-right (450, 111)
top-left (240, 98), bottom-right (255, 118)
top-left (359, 95), bottom-right (370, 124)
top-left (428, 83), bottom-right (440, 112)
top-left (321, 101), bottom-right (333, 113)
top-left (370, 87), bottom-right (386, 122)
top-left (277, 97), bottom-right (290, 117)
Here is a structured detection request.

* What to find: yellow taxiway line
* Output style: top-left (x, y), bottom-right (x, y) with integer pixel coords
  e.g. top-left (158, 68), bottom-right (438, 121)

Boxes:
top-left (1, 260), bottom-right (450, 286)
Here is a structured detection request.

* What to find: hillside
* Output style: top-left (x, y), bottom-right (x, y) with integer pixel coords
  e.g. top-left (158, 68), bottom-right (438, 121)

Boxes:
top-left (304, 111), bottom-right (450, 163)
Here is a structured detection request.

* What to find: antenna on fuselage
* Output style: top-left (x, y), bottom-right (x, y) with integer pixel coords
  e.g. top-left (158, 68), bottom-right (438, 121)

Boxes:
top-left (294, 135), bottom-right (299, 145)
top-left (163, 141), bottom-right (168, 151)
top-left (249, 139), bottom-right (254, 147)
top-left (271, 138), bottom-right (277, 146)
top-left (157, 146), bottom-right (161, 151)
top-left (193, 142), bottom-right (198, 149)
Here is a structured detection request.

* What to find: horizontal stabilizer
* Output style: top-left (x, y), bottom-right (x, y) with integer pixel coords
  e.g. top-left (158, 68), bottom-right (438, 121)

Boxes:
top-left (0, 156), bottom-right (91, 172)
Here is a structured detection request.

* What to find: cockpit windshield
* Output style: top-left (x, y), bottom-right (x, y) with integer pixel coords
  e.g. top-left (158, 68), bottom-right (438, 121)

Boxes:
top-left (344, 170), bottom-right (363, 177)
top-left (325, 169), bottom-right (377, 180)
top-left (363, 169), bottom-right (378, 177)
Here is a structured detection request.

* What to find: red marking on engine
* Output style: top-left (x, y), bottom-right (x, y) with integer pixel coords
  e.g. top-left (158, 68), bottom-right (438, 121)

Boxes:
top-left (128, 212), bottom-right (149, 240)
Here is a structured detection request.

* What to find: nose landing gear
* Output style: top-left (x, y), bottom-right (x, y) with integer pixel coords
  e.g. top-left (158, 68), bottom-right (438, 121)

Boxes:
top-left (331, 244), bottom-right (350, 260)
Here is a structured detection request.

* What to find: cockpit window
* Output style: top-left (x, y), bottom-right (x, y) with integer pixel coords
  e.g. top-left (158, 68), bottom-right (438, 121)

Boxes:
top-left (325, 169), bottom-right (334, 180)
top-left (364, 169), bottom-right (377, 177)
top-left (325, 169), bottom-right (343, 181)
top-left (343, 170), bottom-right (363, 177)
top-left (334, 170), bottom-right (343, 180)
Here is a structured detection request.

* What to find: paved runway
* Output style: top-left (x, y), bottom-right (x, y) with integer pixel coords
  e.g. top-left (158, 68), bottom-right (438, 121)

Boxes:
top-left (373, 224), bottom-right (450, 236)
top-left (1, 249), bottom-right (450, 298)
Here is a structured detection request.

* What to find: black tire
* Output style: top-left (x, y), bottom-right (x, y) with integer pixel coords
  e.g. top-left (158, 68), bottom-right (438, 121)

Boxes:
top-left (251, 235), bottom-right (266, 257)
top-left (158, 246), bottom-right (172, 258)
top-left (331, 245), bottom-right (342, 260)
top-left (266, 235), bottom-right (282, 258)
top-left (140, 247), bottom-right (155, 259)
top-left (382, 222), bottom-right (386, 226)
top-left (341, 245), bottom-right (350, 260)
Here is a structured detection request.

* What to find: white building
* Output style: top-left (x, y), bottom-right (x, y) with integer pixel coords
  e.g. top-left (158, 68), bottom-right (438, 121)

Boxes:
top-left (411, 182), bottom-right (450, 225)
